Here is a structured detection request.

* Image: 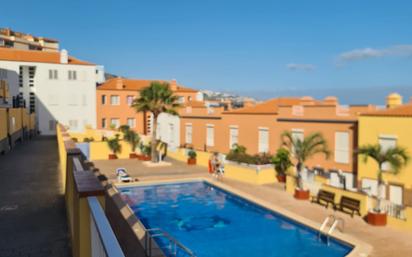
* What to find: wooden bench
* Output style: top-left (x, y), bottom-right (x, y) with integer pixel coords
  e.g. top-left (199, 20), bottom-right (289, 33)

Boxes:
top-left (336, 196), bottom-right (361, 217)
top-left (311, 190), bottom-right (335, 209)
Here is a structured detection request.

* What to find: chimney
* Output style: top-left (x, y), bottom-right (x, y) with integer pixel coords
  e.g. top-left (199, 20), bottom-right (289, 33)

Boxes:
top-left (60, 49), bottom-right (68, 64)
top-left (323, 96), bottom-right (338, 105)
top-left (116, 77), bottom-right (123, 89)
top-left (170, 79), bottom-right (177, 91)
top-left (386, 93), bottom-right (402, 108)
top-left (300, 96), bottom-right (315, 105)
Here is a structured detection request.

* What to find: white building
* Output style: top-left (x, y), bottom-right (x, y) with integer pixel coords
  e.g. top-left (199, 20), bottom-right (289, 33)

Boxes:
top-left (0, 47), bottom-right (104, 135)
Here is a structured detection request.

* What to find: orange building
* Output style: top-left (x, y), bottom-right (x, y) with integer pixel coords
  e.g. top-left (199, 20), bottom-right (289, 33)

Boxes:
top-left (96, 78), bottom-right (199, 135)
top-left (179, 96), bottom-right (376, 189)
top-left (276, 97), bottom-right (376, 189)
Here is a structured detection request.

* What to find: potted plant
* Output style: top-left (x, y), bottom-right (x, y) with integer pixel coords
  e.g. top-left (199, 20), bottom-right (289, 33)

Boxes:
top-left (139, 143), bottom-right (152, 161)
top-left (272, 148), bottom-right (292, 183)
top-left (132, 81), bottom-right (181, 163)
top-left (124, 130), bottom-right (140, 159)
top-left (281, 131), bottom-right (329, 200)
top-left (358, 144), bottom-right (409, 226)
top-left (118, 124), bottom-right (130, 134)
top-left (107, 134), bottom-right (121, 160)
top-left (187, 149), bottom-right (197, 165)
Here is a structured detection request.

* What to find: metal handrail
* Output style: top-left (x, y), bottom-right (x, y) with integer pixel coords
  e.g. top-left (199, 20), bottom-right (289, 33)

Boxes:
top-left (319, 215), bottom-right (345, 246)
top-left (144, 228), bottom-right (196, 257)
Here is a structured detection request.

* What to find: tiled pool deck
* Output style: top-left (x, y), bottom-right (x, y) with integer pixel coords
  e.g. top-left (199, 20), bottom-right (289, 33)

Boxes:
top-left (94, 157), bottom-right (412, 257)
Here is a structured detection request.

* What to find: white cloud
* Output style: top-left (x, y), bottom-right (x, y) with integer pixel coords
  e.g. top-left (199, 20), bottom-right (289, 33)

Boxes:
top-left (338, 45), bottom-right (412, 64)
top-left (286, 63), bottom-right (316, 71)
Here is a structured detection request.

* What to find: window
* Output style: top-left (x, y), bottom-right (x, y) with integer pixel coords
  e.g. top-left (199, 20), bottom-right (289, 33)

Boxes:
top-left (48, 69), bottom-right (58, 80)
top-left (101, 118), bottom-right (106, 128)
top-left (178, 96), bottom-right (185, 103)
top-left (101, 95), bottom-right (106, 105)
top-left (258, 128), bottom-right (269, 153)
top-left (206, 125), bottom-right (214, 147)
top-left (361, 178), bottom-right (386, 197)
top-left (291, 129), bottom-right (304, 153)
top-left (127, 95), bottom-right (134, 106)
top-left (127, 118), bottom-right (136, 128)
top-left (185, 124), bottom-right (192, 144)
top-left (68, 70), bottom-right (77, 80)
top-left (110, 95), bottom-right (120, 105)
top-left (379, 135), bottom-right (397, 171)
top-left (68, 120), bottom-right (78, 129)
top-left (335, 132), bottom-right (350, 164)
top-left (291, 129), bottom-right (304, 142)
top-left (111, 118), bottom-right (120, 128)
top-left (229, 126), bottom-right (239, 149)
top-left (0, 68), bottom-right (7, 79)
top-left (389, 184), bottom-right (403, 205)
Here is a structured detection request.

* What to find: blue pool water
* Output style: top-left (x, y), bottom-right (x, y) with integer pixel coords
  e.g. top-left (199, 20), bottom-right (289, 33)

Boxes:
top-left (119, 182), bottom-right (352, 257)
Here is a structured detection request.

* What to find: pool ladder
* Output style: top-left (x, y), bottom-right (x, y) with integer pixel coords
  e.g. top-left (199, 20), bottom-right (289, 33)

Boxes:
top-left (144, 228), bottom-right (196, 257)
top-left (318, 215), bottom-right (345, 245)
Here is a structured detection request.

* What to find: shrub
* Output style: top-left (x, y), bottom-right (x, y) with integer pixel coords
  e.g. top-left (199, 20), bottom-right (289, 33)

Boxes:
top-left (272, 148), bottom-right (293, 176)
top-left (124, 130), bottom-right (140, 152)
top-left (107, 134), bottom-right (121, 154)
top-left (226, 145), bottom-right (272, 165)
top-left (140, 143), bottom-right (151, 156)
top-left (188, 149), bottom-right (197, 159)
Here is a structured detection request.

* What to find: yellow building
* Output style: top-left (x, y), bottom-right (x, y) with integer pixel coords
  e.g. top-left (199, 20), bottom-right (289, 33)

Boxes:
top-left (358, 93), bottom-right (412, 230)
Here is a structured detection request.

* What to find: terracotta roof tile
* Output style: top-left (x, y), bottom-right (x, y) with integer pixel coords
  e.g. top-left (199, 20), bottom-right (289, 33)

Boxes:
top-left (361, 104), bottom-right (412, 117)
top-left (97, 78), bottom-right (198, 93)
top-left (223, 98), bottom-right (302, 114)
top-left (0, 47), bottom-right (94, 65)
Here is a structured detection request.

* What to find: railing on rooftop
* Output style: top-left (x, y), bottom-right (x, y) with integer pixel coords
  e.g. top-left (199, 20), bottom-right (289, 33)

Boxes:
top-left (88, 197), bottom-right (125, 257)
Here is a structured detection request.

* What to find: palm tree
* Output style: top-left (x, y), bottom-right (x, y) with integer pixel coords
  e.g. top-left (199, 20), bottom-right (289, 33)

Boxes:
top-left (132, 81), bottom-right (181, 162)
top-left (281, 131), bottom-right (330, 190)
top-left (124, 130), bottom-right (140, 154)
top-left (358, 144), bottom-right (409, 212)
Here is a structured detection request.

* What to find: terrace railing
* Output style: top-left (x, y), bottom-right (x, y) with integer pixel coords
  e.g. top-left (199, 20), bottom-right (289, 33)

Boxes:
top-left (144, 228), bottom-right (196, 257)
top-left (88, 196), bottom-right (125, 257)
top-left (381, 200), bottom-right (406, 220)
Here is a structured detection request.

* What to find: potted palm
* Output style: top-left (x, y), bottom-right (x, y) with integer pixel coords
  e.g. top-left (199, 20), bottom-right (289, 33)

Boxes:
top-left (132, 81), bottom-right (181, 163)
top-left (358, 144), bottom-right (409, 226)
top-left (124, 130), bottom-right (140, 159)
top-left (272, 148), bottom-right (292, 183)
top-left (107, 134), bottom-right (121, 160)
top-left (281, 131), bottom-right (329, 200)
top-left (187, 149), bottom-right (197, 165)
top-left (139, 143), bottom-right (152, 161)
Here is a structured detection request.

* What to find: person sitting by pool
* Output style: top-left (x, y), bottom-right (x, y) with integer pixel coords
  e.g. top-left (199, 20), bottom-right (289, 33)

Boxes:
top-left (210, 152), bottom-right (224, 179)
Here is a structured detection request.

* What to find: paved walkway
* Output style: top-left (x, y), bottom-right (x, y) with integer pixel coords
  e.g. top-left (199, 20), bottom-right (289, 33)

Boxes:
top-left (95, 157), bottom-right (412, 257)
top-left (0, 137), bottom-right (71, 257)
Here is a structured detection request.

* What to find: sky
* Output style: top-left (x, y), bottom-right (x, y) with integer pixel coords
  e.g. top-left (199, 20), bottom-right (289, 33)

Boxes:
top-left (3, 0), bottom-right (412, 104)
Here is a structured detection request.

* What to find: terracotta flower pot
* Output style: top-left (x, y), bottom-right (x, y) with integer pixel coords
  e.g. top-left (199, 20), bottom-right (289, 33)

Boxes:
top-left (294, 188), bottom-right (310, 200)
top-left (141, 155), bottom-right (151, 161)
top-left (129, 153), bottom-right (138, 159)
top-left (367, 211), bottom-right (387, 226)
top-left (108, 154), bottom-right (117, 160)
top-left (187, 158), bottom-right (197, 165)
top-left (276, 175), bottom-right (286, 183)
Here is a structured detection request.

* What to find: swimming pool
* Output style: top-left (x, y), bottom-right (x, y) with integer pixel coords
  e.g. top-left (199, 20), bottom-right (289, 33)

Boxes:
top-left (119, 181), bottom-right (353, 257)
